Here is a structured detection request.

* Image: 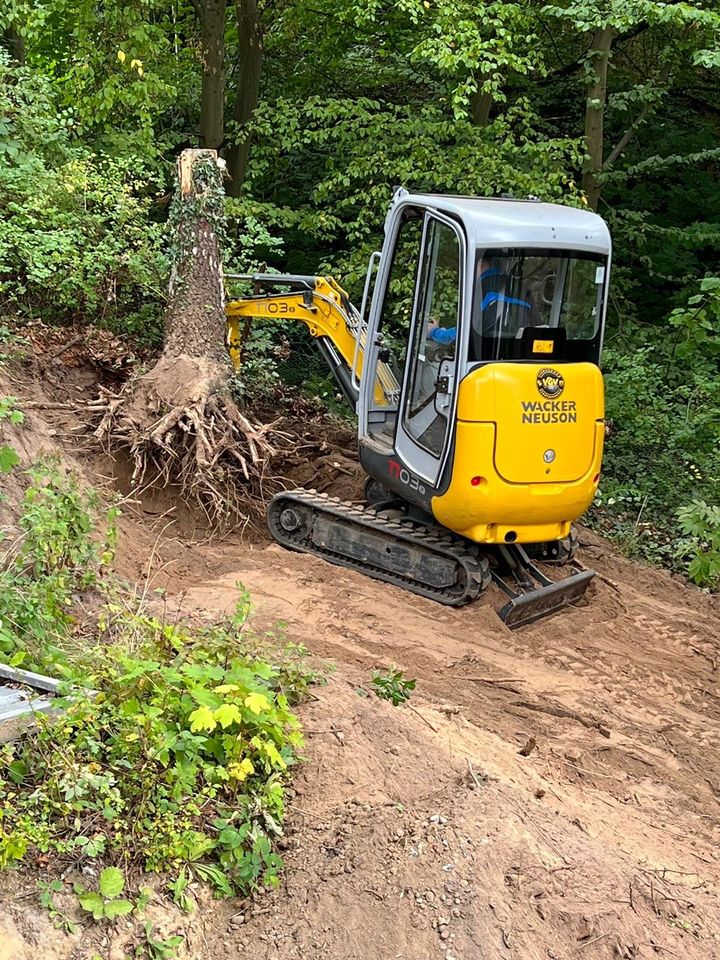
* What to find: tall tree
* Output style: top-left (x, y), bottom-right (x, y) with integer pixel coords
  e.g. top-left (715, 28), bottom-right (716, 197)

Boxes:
top-left (545, 0), bottom-right (720, 208)
top-left (195, 0), bottom-right (228, 149)
top-left (582, 25), bottom-right (614, 209)
top-left (97, 149), bottom-right (275, 519)
top-left (227, 0), bottom-right (263, 195)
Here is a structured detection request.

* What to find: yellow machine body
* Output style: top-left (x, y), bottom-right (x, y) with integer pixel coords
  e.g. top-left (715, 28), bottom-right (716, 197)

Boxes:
top-left (224, 190), bottom-right (611, 624)
top-left (431, 361), bottom-right (604, 544)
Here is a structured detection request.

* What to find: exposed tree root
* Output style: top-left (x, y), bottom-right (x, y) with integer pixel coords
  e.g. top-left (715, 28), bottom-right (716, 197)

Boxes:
top-left (94, 354), bottom-right (291, 523)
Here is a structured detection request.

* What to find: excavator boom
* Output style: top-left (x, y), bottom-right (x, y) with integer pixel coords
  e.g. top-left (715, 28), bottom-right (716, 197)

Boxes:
top-left (226, 274), bottom-right (398, 407)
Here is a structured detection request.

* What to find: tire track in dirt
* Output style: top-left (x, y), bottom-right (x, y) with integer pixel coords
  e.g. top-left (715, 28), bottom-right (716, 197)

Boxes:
top-left (180, 538), bottom-right (720, 892)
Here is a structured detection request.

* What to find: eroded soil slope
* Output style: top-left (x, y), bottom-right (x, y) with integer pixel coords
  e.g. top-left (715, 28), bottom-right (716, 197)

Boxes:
top-left (1, 345), bottom-right (719, 960)
top-left (166, 530), bottom-right (720, 960)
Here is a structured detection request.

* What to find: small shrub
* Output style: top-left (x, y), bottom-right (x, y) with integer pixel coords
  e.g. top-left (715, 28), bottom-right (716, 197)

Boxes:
top-left (137, 922), bottom-right (184, 959)
top-left (37, 878), bottom-right (77, 934)
top-left (0, 592), bottom-right (316, 897)
top-left (372, 667), bottom-right (416, 706)
top-left (590, 302), bottom-right (720, 585)
top-left (0, 324), bottom-right (28, 363)
top-left (676, 500), bottom-right (720, 588)
top-left (0, 462), bottom-right (119, 674)
top-left (75, 867), bottom-right (135, 921)
top-left (0, 395), bottom-right (23, 474)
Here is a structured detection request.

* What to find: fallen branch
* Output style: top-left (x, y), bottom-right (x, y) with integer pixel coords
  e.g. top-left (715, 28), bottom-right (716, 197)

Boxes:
top-left (462, 675), bottom-right (526, 685)
top-left (407, 703), bottom-right (439, 732)
top-left (512, 699), bottom-right (611, 738)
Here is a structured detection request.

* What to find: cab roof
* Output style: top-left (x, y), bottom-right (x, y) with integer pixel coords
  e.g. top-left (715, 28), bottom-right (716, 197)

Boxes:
top-left (391, 189), bottom-right (611, 256)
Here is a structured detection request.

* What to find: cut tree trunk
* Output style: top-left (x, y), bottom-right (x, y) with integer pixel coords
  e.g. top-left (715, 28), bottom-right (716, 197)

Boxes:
top-left (96, 149), bottom-right (282, 522)
top-left (227, 0), bottom-right (263, 197)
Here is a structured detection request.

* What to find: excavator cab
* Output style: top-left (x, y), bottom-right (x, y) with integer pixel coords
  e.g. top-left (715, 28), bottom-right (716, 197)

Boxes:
top-left (225, 188), bottom-right (611, 627)
top-left (357, 190), bottom-right (608, 517)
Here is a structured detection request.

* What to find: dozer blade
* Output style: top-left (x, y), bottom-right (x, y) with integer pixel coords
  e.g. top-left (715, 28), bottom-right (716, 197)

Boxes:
top-left (497, 568), bottom-right (594, 629)
top-left (492, 543), bottom-right (594, 629)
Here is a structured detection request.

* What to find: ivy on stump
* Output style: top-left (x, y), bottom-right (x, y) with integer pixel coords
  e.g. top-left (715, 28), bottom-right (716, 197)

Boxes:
top-left (97, 149), bottom-right (277, 521)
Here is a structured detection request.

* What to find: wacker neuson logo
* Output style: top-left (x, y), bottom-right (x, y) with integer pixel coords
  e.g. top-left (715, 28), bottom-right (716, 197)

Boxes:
top-left (521, 399), bottom-right (577, 424)
top-left (520, 370), bottom-right (576, 424)
top-left (536, 367), bottom-right (565, 399)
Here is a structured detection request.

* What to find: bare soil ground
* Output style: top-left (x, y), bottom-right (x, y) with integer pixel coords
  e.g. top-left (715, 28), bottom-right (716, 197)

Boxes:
top-left (2, 341), bottom-right (720, 960)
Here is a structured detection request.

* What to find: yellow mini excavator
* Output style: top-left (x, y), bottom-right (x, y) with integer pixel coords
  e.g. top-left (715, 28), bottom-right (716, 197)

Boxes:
top-left (226, 189), bottom-right (610, 627)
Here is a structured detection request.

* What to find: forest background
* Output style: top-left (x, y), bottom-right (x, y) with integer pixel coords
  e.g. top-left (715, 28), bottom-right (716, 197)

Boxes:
top-left (2, 0), bottom-right (720, 583)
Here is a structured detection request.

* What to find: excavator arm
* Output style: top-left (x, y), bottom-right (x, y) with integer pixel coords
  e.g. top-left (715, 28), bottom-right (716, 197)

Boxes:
top-left (225, 274), bottom-right (399, 408)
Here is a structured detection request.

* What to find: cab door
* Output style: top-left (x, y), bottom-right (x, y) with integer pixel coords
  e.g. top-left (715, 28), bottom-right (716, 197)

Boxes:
top-left (395, 212), bottom-right (465, 486)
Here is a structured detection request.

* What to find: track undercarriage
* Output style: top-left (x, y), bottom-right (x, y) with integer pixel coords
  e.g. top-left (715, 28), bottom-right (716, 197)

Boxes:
top-left (268, 488), bottom-right (594, 628)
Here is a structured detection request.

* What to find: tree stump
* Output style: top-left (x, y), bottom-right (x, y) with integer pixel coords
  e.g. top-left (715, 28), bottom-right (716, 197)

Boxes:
top-left (96, 149), bottom-right (280, 522)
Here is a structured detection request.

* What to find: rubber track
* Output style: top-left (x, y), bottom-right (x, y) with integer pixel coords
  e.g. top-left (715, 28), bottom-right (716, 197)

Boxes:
top-left (267, 488), bottom-right (491, 607)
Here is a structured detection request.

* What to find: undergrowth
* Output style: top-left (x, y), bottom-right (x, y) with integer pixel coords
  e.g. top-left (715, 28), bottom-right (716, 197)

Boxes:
top-left (0, 460), bottom-right (119, 676)
top-left (0, 456), bottom-right (316, 910)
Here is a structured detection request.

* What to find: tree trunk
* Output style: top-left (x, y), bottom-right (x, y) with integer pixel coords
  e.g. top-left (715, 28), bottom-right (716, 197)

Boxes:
top-left (163, 149), bottom-right (228, 363)
top-left (2, 25), bottom-right (26, 65)
top-left (469, 81), bottom-right (493, 127)
top-left (97, 149), bottom-right (277, 521)
top-left (582, 25), bottom-right (615, 210)
top-left (226, 0), bottom-right (263, 197)
top-left (199, 0), bottom-right (227, 149)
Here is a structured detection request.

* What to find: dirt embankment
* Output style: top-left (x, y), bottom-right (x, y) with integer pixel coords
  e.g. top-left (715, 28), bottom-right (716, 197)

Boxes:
top-left (1, 341), bottom-right (720, 960)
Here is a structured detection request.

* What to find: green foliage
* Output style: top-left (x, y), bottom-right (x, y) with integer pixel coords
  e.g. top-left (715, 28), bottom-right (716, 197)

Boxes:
top-left (0, 52), bottom-right (167, 337)
top-left (228, 321), bottom-right (285, 401)
top-left (0, 324), bottom-right (28, 363)
top-left (136, 922), bottom-right (184, 960)
top-left (0, 462), bottom-right (119, 674)
top-left (0, 580), bottom-right (316, 896)
top-left (0, 395), bottom-right (23, 474)
top-left (0, 396), bottom-right (23, 426)
top-left (247, 97), bottom-right (585, 287)
top-left (677, 501), bottom-right (720, 588)
top-left (590, 276), bottom-right (720, 581)
top-left (75, 867), bottom-right (135, 921)
top-left (167, 868), bottom-right (194, 913)
top-left (372, 667), bottom-right (416, 706)
top-left (0, 441), bottom-right (19, 476)
top-left (37, 878), bottom-right (78, 934)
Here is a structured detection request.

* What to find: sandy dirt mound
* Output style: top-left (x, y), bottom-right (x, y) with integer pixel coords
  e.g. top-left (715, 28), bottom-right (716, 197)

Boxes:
top-left (2, 347), bottom-right (720, 959)
top-left (167, 538), bottom-right (720, 959)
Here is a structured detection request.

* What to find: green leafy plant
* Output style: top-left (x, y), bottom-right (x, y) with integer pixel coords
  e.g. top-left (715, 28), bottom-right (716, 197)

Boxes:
top-left (0, 396), bottom-right (23, 425)
top-left (677, 500), bottom-right (720, 588)
top-left (0, 395), bottom-right (23, 474)
top-left (0, 462), bottom-right (120, 674)
top-left (588, 301), bottom-right (720, 586)
top-left (372, 667), bottom-right (416, 706)
top-left (0, 584), bottom-right (317, 897)
top-left (0, 324), bottom-right (28, 363)
top-left (135, 922), bottom-right (184, 960)
top-left (167, 869), bottom-right (194, 913)
top-left (75, 867), bottom-right (134, 921)
top-left (37, 878), bottom-right (77, 934)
